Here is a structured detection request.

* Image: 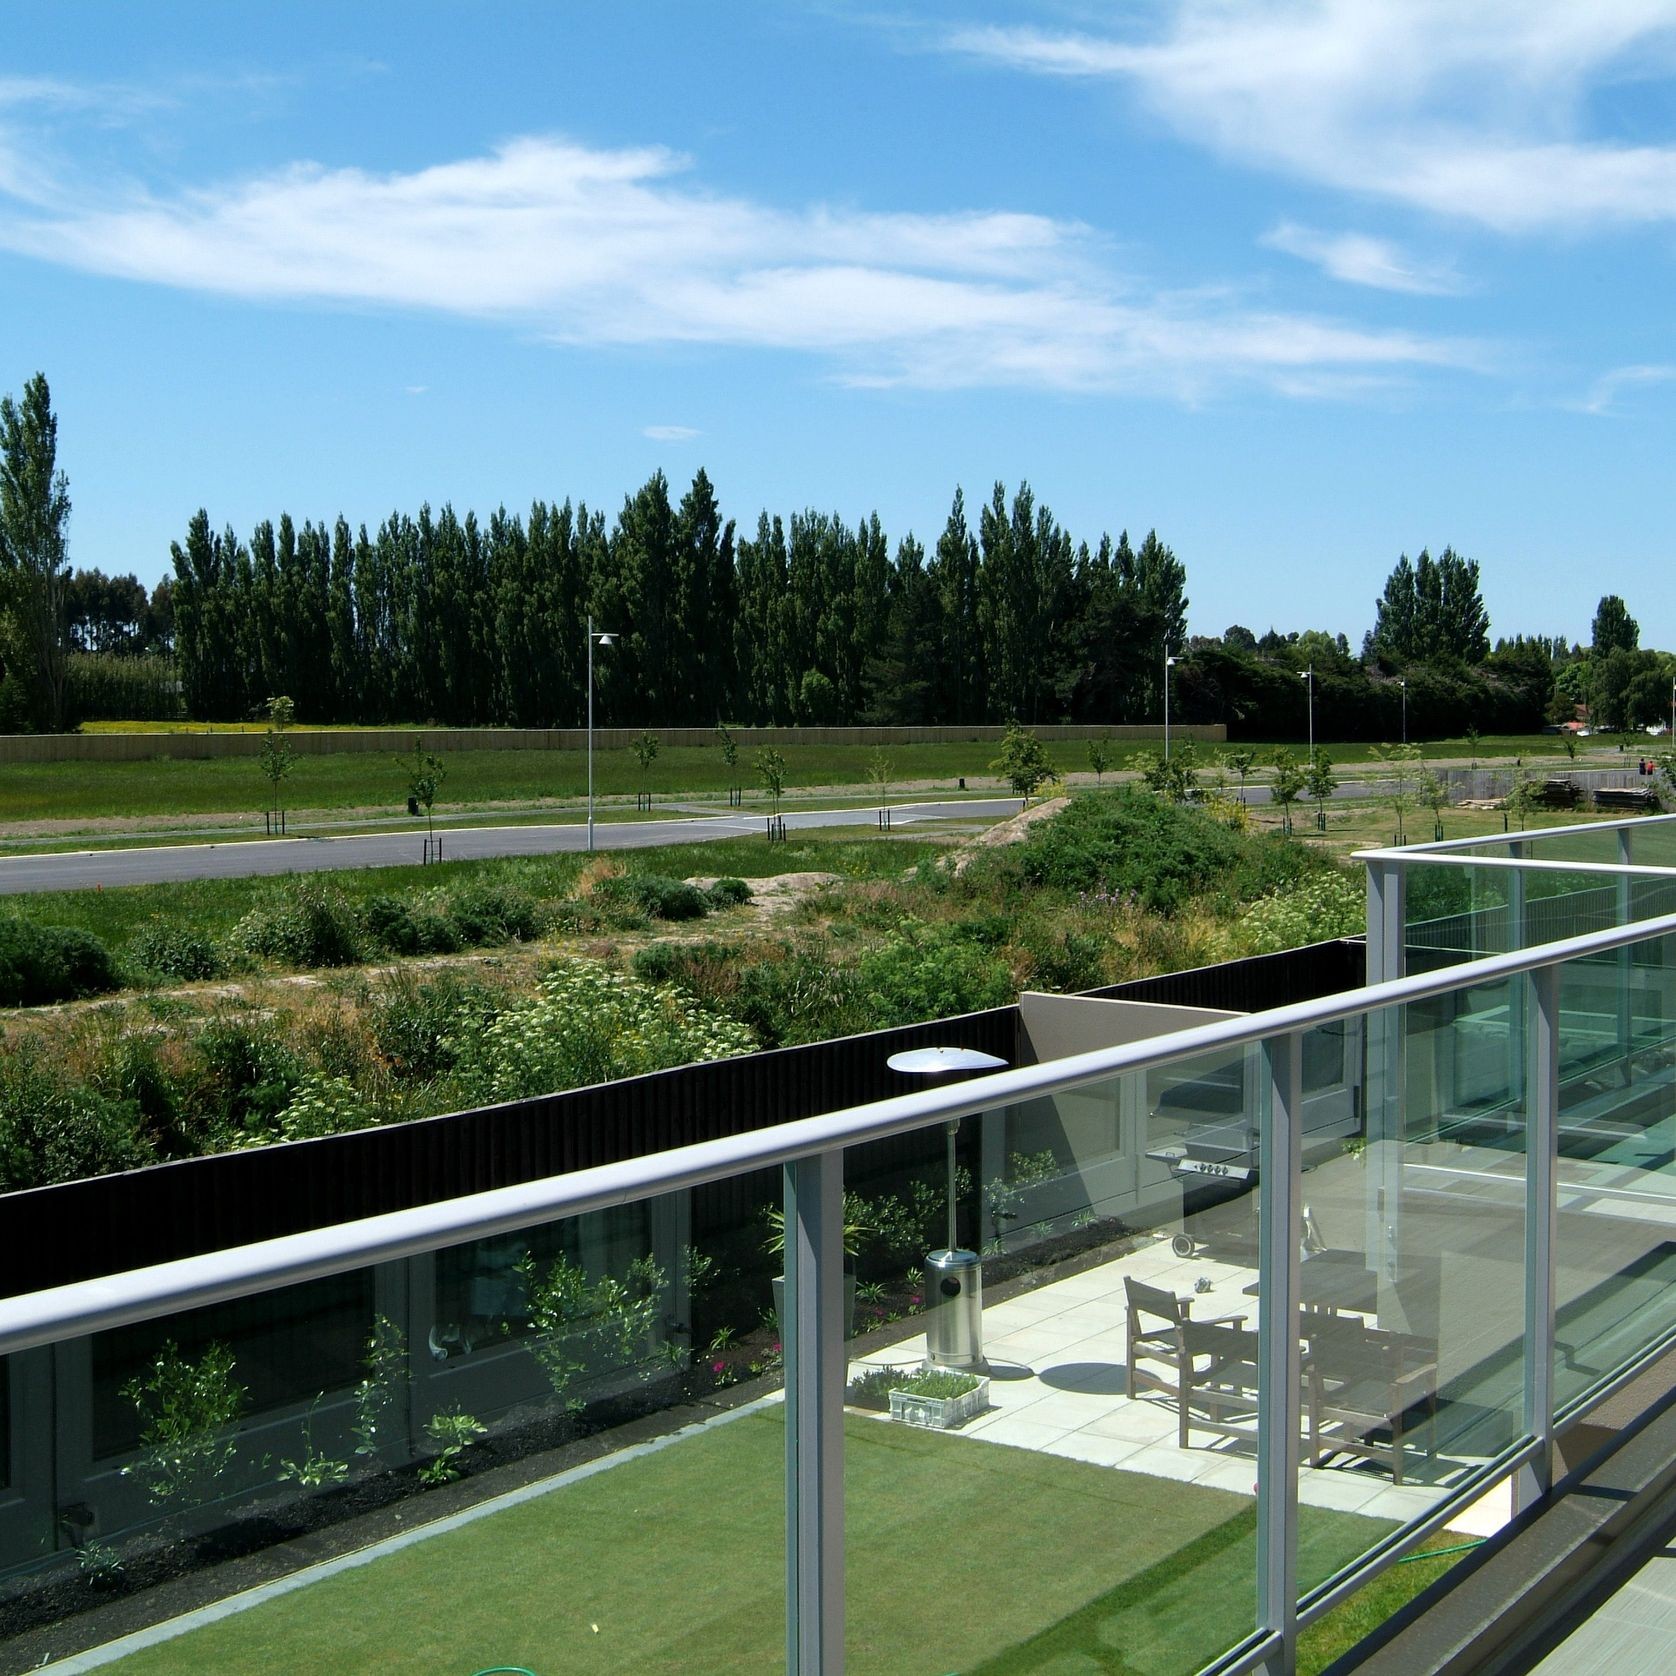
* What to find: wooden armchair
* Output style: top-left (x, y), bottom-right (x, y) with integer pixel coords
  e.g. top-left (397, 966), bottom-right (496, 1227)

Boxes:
top-left (1124, 1277), bottom-right (1247, 1399)
top-left (1305, 1318), bottom-right (1438, 1484)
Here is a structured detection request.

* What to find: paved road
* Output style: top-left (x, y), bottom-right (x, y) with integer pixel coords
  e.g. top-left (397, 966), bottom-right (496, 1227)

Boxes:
top-left (0, 799), bottom-right (1023, 896)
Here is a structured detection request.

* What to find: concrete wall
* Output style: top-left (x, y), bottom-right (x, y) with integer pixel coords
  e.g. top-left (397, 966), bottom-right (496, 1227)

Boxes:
top-left (0, 721), bottom-right (1226, 764)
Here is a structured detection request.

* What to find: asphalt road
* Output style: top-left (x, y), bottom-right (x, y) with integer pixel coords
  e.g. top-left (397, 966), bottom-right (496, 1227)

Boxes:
top-left (0, 798), bottom-right (1024, 896)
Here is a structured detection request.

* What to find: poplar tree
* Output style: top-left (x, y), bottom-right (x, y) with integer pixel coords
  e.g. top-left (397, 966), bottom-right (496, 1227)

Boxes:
top-left (0, 373), bottom-right (72, 730)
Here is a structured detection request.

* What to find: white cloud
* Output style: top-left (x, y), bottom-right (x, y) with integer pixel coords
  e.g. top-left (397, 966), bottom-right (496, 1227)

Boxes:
top-left (1572, 363), bottom-right (1676, 415)
top-left (643, 424), bottom-right (700, 441)
top-left (947, 3), bottom-right (1676, 234)
top-left (1261, 223), bottom-right (1465, 295)
top-left (0, 129), bottom-right (1478, 397)
top-left (404, 384), bottom-right (428, 396)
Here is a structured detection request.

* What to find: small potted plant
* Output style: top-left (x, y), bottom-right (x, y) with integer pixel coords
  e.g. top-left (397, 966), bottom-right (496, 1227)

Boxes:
top-left (765, 1205), bottom-right (868, 1340)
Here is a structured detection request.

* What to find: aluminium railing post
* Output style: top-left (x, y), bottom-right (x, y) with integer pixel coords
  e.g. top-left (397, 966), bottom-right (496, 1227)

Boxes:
top-left (783, 1154), bottom-right (845, 1675)
top-left (1508, 841), bottom-right (1527, 1110)
top-left (1257, 1030), bottom-right (1303, 1676)
top-left (1364, 861), bottom-right (1406, 1297)
top-left (1617, 829), bottom-right (1634, 1087)
top-left (1517, 963), bottom-right (1560, 1513)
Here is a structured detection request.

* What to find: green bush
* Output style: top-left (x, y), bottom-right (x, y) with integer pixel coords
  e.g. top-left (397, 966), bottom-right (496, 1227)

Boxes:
top-left (452, 958), bottom-right (755, 1104)
top-left (1228, 868), bottom-right (1365, 957)
top-left (370, 970), bottom-right (496, 1079)
top-left (128, 919), bottom-right (225, 983)
top-left (0, 915), bottom-right (122, 1007)
top-left (361, 894), bottom-right (424, 956)
top-left (185, 1013), bottom-right (304, 1139)
top-left (232, 883), bottom-right (364, 969)
top-left (448, 881), bottom-right (540, 945)
top-left (732, 949), bottom-right (869, 1047)
top-left (856, 922), bottom-right (1013, 1027)
top-left (1009, 789), bottom-right (1313, 915)
top-left (596, 873), bottom-right (711, 923)
top-left (0, 1048), bottom-right (154, 1190)
top-left (706, 877), bottom-right (753, 909)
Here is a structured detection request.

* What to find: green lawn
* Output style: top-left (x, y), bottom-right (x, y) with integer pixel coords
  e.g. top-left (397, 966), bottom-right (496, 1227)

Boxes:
top-left (98, 1412), bottom-right (1412, 1676)
top-left (5, 731), bottom-right (1632, 828)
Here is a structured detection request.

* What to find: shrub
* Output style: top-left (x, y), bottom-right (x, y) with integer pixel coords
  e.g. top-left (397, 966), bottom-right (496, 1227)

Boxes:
top-left (595, 873), bottom-right (711, 923)
top-left (447, 881), bottom-right (540, 945)
top-left (705, 877), bottom-right (753, 909)
top-left (856, 922), bottom-right (1013, 1027)
top-left (128, 919), bottom-right (225, 983)
top-left (361, 894), bottom-right (423, 956)
top-left (185, 1013), bottom-right (304, 1139)
top-left (232, 882), bottom-right (364, 969)
top-left (1009, 789), bottom-right (1312, 915)
top-left (453, 958), bottom-right (755, 1104)
top-left (1226, 867), bottom-right (1365, 957)
top-left (370, 970), bottom-right (496, 1080)
top-left (267, 1071), bottom-right (375, 1142)
top-left (0, 915), bottom-right (122, 1007)
top-left (732, 948), bottom-right (869, 1047)
top-left (0, 1047), bottom-right (154, 1190)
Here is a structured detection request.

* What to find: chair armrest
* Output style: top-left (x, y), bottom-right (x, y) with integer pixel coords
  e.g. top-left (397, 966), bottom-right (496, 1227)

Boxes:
top-left (1187, 1308), bottom-right (1248, 1327)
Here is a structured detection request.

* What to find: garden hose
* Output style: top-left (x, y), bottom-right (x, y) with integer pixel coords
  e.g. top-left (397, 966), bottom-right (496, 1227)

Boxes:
top-left (470, 1667), bottom-right (539, 1675)
top-left (1396, 1538), bottom-right (1485, 1563)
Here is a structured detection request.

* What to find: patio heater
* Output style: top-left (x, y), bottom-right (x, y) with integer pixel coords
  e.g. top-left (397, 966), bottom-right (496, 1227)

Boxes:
top-left (887, 1045), bottom-right (1009, 1370)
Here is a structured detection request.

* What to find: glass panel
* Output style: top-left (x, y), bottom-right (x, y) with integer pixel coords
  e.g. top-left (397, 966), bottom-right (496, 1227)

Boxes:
top-left (0, 1186), bottom-right (783, 1674)
top-left (844, 1058), bottom-right (1262, 1674)
top-left (1554, 932), bottom-right (1676, 1413)
top-left (1298, 990), bottom-right (1529, 1605)
top-left (1624, 818), bottom-right (1676, 871)
top-left (1404, 863), bottom-right (1512, 972)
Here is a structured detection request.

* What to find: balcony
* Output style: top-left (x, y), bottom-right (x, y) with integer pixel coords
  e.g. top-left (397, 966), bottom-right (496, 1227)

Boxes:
top-left (4, 812), bottom-right (1676, 1674)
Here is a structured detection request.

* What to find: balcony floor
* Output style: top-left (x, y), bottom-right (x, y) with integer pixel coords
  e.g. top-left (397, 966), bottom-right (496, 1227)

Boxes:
top-left (850, 1232), bottom-right (1515, 1537)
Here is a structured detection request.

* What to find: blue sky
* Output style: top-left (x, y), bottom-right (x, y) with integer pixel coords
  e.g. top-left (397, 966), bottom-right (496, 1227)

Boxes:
top-left (2, 1), bottom-right (1674, 646)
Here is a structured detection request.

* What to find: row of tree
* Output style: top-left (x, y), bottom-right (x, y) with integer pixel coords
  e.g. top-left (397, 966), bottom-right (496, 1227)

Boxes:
top-left (167, 475), bottom-right (1191, 728)
top-left (5, 369), bottom-right (1667, 737)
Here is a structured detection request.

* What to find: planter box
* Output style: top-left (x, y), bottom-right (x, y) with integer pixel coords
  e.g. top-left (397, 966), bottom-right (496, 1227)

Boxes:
top-left (888, 1375), bottom-right (989, 1431)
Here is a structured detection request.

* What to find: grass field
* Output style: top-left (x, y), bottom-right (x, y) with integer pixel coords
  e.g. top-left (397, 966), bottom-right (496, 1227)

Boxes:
top-left (7, 829), bottom-right (943, 956)
top-left (1, 731), bottom-right (1647, 829)
top-left (95, 1410), bottom-right (1423, 1676)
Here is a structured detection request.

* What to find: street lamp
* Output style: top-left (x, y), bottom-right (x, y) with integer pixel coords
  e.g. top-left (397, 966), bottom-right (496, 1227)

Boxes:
top-left (586, 614), bottom-right (615, 854)
top-left (1163, 650), bottom-right (1177, 760)
top-left (1301, 664), bottom-right (1315, 760)
top-left (1669, 679), bottom-right (1674, 745)
top-left (1399, 678), bottom-right (1407, 746)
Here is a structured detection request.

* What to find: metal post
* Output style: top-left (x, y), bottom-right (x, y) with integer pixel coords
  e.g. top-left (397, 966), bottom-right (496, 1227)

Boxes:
top-left (1257, 1031), bottom-right (1303, 1675)
top-left (1517, 964), bottom-right (1560, 1512)
top-left (1365, 861), bottom-right (1407, 1295)
top-left (586, 613), bottom-right (596, 855)
top-left (784, 1155), bottom-right (845, 1674)
top-left (1617, 829), bottom-right (1634, 1088)
top-left (1508, 841), bottom-right (1527, 1108)
top-left (1163, 649), bottom-right (1173, 760)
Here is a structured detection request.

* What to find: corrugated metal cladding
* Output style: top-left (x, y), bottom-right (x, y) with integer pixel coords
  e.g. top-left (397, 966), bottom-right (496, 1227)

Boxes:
top-left (0, 941), bottom-right (1362, 1298)
top-left (1088, 938), bottom-right (1366, 1013)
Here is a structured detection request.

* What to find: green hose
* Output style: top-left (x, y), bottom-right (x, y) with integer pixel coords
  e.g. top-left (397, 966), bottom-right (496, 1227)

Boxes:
top-left (1396, 1538), bottom-right (1485, 1564)
top-left (471, 1668), bottom-right (539, 1674)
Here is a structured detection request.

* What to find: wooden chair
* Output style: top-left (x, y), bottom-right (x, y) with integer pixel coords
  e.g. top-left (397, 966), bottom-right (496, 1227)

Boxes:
top-left (1305, 1318), bottom-right (1438, 1485)
top-left (1123, 1276), bottom-right (1247, 1404)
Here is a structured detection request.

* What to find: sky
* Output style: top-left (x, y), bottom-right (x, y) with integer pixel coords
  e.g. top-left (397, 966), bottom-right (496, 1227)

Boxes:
top-left (2, 1), bottom-right (1674, 648)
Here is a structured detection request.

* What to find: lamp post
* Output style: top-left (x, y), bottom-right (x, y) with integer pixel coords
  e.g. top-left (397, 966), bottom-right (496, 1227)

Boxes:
top-left (586, 614), bottom-right (615, 854)
top-left (1669, 679), bottom-right (1674, 745)
top-left (1163, 650), bottom-right (1177, 760)
top-left (1301, 664), bottom-right (1315, 761)
top-left (1399, 678), bottom-right (1407, 746)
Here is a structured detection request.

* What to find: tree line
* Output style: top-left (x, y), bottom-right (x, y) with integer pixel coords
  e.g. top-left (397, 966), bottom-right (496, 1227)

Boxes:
top-left (5, 369), bottom-right (1670, 739)
top-left (166, 474), bottom-right (1190, 729)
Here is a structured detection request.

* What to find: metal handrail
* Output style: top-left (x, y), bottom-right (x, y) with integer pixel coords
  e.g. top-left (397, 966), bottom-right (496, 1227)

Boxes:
top-left (1357, 808), bottom-right (1676, 860)
top-left (1353, 851), bottom-right (1676, 877)
top-left (6, 902), bottom-right (1676, 1359)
